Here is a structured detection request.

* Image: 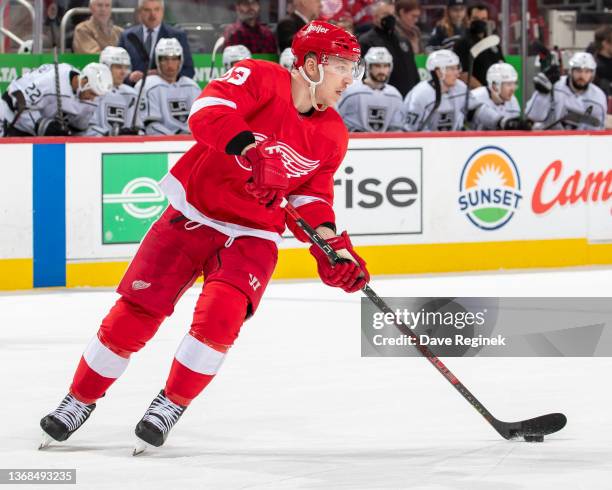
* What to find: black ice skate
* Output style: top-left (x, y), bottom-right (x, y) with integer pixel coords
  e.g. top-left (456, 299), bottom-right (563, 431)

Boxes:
top-left (39, 394), bottom-right (96, 449)
top-left (133, 390), bottom-right (187, 455)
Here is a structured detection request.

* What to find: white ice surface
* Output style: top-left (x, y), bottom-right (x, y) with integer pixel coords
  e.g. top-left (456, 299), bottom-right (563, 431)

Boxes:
top-left (1, 267), bottom-right (611, 490)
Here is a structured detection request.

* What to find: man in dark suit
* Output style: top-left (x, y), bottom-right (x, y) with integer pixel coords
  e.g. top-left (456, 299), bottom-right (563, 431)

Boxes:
top-left (276, 0), bottom-right (321, 52)
top-left (119, 0), bottom-right (194, 85)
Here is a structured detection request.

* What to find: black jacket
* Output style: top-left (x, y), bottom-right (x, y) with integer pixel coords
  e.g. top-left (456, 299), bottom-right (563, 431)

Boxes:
top-left (276, 13), bottom-right (307, 52)
top-left (359, 26), bottom-right (420, 98)
top-left (453, 34), bottom-right (504, 87)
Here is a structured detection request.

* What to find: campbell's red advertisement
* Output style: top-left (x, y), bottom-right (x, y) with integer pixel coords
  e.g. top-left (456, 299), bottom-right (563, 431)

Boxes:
top-left (532, 160), bottom-right (611, 216)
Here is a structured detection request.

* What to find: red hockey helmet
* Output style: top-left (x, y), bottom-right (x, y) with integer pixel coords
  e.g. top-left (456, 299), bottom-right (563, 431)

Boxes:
top-left (292, 21), bottom-right (362, 72)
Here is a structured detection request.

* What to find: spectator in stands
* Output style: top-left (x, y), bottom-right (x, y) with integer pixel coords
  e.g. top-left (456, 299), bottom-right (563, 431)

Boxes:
top-left (224, 0), bottom-right (277, 54)
top-left (339, 12), bottom-right (356, 34)
top-left (395, 0), bottom-right (423, 55)
top-left (276, 0), bottom-right (321, 51)
top-left (359, 1), bottom-right (419, 98)
top-left (320, 0), bottom-right (375, 35)
top-left (327, 10), bottom-right (355, 34)
top-left (453, 3), bottom-right (503, 88)
top-left (593, 26), bottom-right (612, 96)
top-left (73, 0), bottom-right (123, 53)
top-left (352, 0), bottom-right (377, 35)
top-left (427, 0), bottom-right (467, 52)
top-left (119, 0), bottom-right (194, 85)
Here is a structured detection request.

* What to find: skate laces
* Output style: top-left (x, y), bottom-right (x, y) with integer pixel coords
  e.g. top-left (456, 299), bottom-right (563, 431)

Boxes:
top-left (50, 394), bottom-right (94, 432)
top-left (142, 393), bottom-right (185, 434)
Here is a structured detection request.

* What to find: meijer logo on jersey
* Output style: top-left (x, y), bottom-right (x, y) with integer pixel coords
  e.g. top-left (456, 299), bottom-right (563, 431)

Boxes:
top-left (458, 146), bottom-right (523, 231)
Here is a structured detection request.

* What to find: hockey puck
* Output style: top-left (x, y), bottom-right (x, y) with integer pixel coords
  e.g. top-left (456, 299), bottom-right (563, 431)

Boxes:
top-left (524, 435), bottom-right (544, 442)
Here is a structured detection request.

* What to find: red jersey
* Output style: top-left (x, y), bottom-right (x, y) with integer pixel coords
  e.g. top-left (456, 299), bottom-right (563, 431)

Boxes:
top-left (160, 59), bottom-right (348, 244)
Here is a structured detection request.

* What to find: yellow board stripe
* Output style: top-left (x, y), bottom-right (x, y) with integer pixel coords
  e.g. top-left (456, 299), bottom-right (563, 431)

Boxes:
top-left (61, 238), bottom-right (612, 289)
top-left (0, 259), bottom-right (33, 290)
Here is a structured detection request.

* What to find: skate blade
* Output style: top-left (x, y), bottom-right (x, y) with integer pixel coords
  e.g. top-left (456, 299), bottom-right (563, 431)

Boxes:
top-left (38, 432), bottom-right (55, 450)
top-left (132, 438), bottom-right (154, 456)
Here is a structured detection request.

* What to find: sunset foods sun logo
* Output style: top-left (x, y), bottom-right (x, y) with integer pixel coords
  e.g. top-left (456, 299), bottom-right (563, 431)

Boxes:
top-left (458, 146), bottom-right (523, 230)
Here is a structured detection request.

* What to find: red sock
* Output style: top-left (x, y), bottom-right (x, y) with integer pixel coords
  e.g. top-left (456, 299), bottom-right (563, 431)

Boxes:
top-left (69, 298), bottom-right (164, 404)
top-left (164, 281), bottom-right (247, 406)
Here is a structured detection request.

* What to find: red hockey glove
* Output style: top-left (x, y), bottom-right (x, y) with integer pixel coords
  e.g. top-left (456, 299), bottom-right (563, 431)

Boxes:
top-left (309, 231), bottom-right (370, 293)
top-left (243, 138), bottom-right (288, 210)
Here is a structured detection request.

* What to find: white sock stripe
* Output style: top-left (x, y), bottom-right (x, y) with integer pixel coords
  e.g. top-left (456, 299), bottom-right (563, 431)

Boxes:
top-left (83, 335), bottom-right (129, 379)
top-left (174, 334), bottom-right (225, 375)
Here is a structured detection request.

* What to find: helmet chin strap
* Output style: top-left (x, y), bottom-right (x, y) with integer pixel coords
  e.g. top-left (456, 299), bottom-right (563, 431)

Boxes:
top-left (298, 64), bottom-right (327, 112)
top-left (76, 76), bottom-right (85, 97)
top-left (490, 86), bottom-right (503, 105)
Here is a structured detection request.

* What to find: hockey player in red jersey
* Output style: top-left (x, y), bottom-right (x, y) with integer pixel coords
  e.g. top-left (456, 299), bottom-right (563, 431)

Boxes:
top-left (39, 21), bottom-right (370, 454)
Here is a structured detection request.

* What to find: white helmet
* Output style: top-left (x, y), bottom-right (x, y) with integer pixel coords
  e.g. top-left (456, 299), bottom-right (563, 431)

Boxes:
top-left (155, 37), bottom-right (184, 73)
top-left (486, 62), bottom-right (518, 91)
top-left (78, 62), bottom-right (113, 97)
top-left (279, 47), bottom-right (295, 71)
top-left (100, 46), bottom-right (131, 69)
top-left (364, 47), bottom-right (393, 69)
top-left (426, 49), bottom-right (460, 72)
top-left (222, 44), bottom-right (252, 72)
top-left (568, 52), bottom-right (596, 71)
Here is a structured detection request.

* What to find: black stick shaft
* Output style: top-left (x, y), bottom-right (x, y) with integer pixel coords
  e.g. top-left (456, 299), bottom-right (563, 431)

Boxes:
top-left (283, 203), bottom-right (501, 432)
top-left (53, 47), bottom-right (66, 132)
top-left (127, 32), bottom-right (153, 130)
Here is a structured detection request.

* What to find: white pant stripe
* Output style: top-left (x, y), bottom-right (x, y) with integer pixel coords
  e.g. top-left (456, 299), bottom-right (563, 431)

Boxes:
top-left (174, 334), bottom-right (225, 375)
top-left (83, 335), bottom-right (129, 379)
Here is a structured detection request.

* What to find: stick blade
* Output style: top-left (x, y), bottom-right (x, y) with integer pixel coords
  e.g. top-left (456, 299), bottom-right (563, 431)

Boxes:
top-left (470, 34), bottom-right (500, 58)
top-left (494, 413), bottom-right (567, 440)
top-left (213, 36), bottom-right (225, 51)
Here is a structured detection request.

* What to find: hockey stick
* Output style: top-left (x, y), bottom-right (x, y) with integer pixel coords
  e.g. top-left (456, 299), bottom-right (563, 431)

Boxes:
top-left (127, 32), bottom-right (154, 131)
top-left (209, 36), bottom-right (225, 81)
top-left (417, 73), bottom-right (442, 131)
top-left (53, 46), bottom-right (67, 133)
top-left (4, 90), bottom-right (26, 134)
top-left (463, 35), bottom-right (500, 121)
top-left (284, 201), bottom-right (567, 441)
top-left (543, 109), bottom-right (601, 130)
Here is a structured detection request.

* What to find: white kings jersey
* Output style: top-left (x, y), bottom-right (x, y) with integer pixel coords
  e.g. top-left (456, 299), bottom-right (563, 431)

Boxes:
top-left (526, 76), bottom-right (607, 130)
top-left (403, 79), bottom-right (469, 131)
top-left (336, 80), bottom-right (404, 132)
top-left (6, 63), bottom-right (97, 135)
top-left (84, 84), bottom-right (138, 136)
top-left (136, 75), bottom-right (201, 135)
top-left (0, 97), bottom-right (11, 137)
top-left (470, 86), bottom-right (520, 130)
